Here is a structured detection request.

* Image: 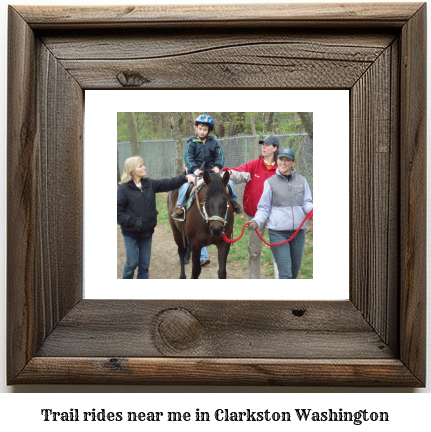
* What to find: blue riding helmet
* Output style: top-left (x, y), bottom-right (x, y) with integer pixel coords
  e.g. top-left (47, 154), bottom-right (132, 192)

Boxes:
top-left (195, 114), bottom-right (215, 130)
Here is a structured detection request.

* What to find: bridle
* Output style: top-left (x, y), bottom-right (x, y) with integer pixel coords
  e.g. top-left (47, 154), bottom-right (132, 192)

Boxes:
top-left (194, 183), bottom-right (230, 230)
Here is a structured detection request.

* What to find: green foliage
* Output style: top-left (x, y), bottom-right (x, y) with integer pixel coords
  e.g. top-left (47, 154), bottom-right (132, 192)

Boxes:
top-left (278, 113), bottom-right (302, 134)
top-left (154, 193), bottom-right (171, 227)
top-left (117, 112), bottom-right (129, 142)
top-left (117, 112), bottom-right (310, 141)
top-left (225, 213), bottom-right (250, 265)
top-left (298, 233), bottom-right (313, 279)
top-left (247, 112), bottom-right (303, 135)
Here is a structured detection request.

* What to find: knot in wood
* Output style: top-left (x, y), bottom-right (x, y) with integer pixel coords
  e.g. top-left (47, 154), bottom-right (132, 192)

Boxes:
top-left (292, 308), bottom-right (306, 317)
top-left (116, 71), bottom-right (150, 87)
top-left (108, 358), bottom-right (123, 369)
top-left (155, 308), bottom-right (203, 351)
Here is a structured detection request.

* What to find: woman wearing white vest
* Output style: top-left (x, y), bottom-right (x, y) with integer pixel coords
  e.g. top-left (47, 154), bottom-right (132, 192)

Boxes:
top-left (248, 148), bottom-right (313, 279)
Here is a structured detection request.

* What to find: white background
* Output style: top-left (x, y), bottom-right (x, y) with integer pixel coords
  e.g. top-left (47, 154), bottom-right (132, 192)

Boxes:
top-left (85, 90), bottom-right (349, 299)
top-left (1, 0), bottom-right (430, 429)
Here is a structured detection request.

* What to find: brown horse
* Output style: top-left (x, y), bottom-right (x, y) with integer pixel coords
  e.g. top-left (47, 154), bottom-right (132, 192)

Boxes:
top-left (168, 170), bottom-right (234, 279)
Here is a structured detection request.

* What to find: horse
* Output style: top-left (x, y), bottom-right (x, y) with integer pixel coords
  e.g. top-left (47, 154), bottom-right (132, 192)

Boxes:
top-left (168, 170), bottom-right (234, 279)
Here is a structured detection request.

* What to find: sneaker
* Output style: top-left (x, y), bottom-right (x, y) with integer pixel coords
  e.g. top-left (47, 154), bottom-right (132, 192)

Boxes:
top-left (200, 258), bottom-right (210, 267)
top-left (233, 201), bottom-right (243, 214)
top-left (171, 207), bottom-right (184, 220)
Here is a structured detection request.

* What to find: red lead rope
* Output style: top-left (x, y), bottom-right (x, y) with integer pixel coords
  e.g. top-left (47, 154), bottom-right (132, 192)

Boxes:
top-left (222, 209), bottom-right (313, 246)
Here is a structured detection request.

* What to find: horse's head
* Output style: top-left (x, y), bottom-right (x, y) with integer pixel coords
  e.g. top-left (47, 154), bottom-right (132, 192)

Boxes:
top-left (203, 170), bottom-right (230, 237)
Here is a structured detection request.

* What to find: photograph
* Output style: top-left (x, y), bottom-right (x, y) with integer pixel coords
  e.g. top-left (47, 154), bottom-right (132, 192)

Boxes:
top-left (116, 112), bottom-right (314, 280)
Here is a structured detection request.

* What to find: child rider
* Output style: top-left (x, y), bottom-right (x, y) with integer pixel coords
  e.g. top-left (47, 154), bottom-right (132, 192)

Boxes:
top-left (171, 114), bottom-right (242, 220)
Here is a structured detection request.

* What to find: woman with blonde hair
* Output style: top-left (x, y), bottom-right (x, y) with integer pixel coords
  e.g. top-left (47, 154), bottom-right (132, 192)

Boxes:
top-left (117, 155), bottom-right (194, 279)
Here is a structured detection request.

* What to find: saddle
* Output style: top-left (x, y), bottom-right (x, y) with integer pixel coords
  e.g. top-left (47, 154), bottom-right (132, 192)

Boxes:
top-left (185, 178), bottom-right (205, 212)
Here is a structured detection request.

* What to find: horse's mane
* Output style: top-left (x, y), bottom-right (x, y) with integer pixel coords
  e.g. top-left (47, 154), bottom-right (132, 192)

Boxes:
top-left (204, 173), bottom-right (229, 200)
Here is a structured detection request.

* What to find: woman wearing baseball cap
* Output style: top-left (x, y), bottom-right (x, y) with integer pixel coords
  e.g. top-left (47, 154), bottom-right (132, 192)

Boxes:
top-left (223, 135), bottom-right (280, 279)
top-left (248, 148), bottom-right (313, 279)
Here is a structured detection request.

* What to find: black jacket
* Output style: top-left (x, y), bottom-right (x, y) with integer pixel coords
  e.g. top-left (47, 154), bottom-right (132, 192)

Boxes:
top-left (184, 135), bottom-right (225, 175)
top-left (117, 174), bottom-right (187, 238)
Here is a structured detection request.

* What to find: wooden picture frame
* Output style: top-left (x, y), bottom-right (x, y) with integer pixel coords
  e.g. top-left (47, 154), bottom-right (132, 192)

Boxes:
top-left (7, 3), bottom-right (426, 386)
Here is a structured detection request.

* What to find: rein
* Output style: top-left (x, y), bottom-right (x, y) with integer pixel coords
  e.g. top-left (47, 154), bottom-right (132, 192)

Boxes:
top-left (222, 209), bottom-right (313, 246)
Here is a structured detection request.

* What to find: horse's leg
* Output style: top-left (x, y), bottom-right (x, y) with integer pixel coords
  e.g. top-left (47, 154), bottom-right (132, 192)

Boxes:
top-left (216, 241), bottom-right (231, 279)
top-left (178, 241), bottom-right (187, 279)
top-left (169, 228), bottom-right (187, 279)
top-left (168, 190), bottom-right (186, 279)
top-left (191, 242), bottom-right (202, 279)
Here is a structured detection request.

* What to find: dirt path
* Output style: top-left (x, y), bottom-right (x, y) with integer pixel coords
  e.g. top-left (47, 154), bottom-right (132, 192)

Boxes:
top-left (117, 223), bottom-right (250, 279)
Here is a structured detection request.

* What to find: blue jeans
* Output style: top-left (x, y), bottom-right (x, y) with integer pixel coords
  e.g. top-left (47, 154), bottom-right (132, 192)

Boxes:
top-left (200, 247), bottom-right (208, 261)
top-left (184, 245), bottom-right (208, 263)
top-left (176, 181), bottom-right (191, 205)
top-left (122, 234), bottom-right (152, 279)
top-left (228, 179), bottom-right (238, 201)
top-left (268, 229), bottom-right (305, 279)
top-left (176, 175), bottom-right (238, 205)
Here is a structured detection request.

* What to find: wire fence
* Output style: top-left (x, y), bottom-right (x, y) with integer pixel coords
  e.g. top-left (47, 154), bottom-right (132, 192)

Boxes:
top-left (118, 133), bottom-right (313, 203)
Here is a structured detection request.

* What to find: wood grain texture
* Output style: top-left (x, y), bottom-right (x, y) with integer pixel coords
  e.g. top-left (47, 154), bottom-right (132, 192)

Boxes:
top-left (7, 3), bottom-right (426, 386)
top-left (16, 358), bottom-right (422, 386)
top-left (7, 6), bottom-right (83, 382)
top-left (42, 31), bottom-right (395, 89)
top-left (40, 31), bottom-right (396, 60)
top-left (399, 4), bottom-right (427, 384)
top-left (15, 3), bottom-right (423, 28)
top-left (36, 300), bottom-right (393, 359)
top-left (350, 45), bottom-right (398, 347)
top-left (7, 6), bottom-right (38, 381)
top-left (35, 40), bottom-right (84, 334)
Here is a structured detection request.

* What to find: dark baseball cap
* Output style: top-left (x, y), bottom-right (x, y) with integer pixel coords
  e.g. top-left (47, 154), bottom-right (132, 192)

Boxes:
top-left (259, 135), bottom-right (280, 148)
top-left (277, 147), bottom-right (295, 160)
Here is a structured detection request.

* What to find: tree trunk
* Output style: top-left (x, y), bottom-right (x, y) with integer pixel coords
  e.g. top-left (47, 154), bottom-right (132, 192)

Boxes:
top-left (125, 112), bottom-right (139, 156)
top-left (171, 112), bottom-right (184, 175)
top-left (296, 113), bottom-right (313, 202)
top-left (208, 112), bottom-right (225, 137)
top-left (213, 112), bottom-right (246, 137)
top-left (230, 112), bottom-right (246, 135)
top-left (250, 112), bottom-right (257, 135)
top-left (117, 150), bottom-right (121, 184)
top-left (185, 112), bottom-right (196, 137)
top-left (263, 112), bottom-right (274, 132)
top-left (298, 112), bottom-right (313, 140)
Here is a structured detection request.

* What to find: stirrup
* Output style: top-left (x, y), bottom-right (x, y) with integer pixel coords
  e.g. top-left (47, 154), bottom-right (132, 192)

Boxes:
top-left (171, 206), bottom-right (186, 222)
